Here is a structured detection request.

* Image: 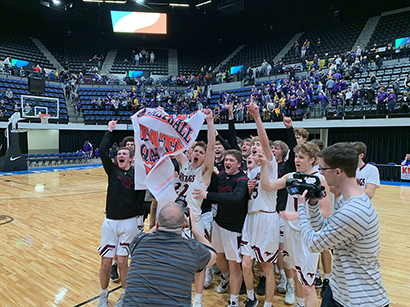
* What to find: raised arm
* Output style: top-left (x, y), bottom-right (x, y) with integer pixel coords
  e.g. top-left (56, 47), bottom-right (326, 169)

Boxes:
top-left (282, 114), bottom-right (297, 171)
top-left (99, 120), bottom-right (117, 175)
top-left (226, 104), bottom-right (241, 151)
top-left (247, 100), bottom-right (273, 161)
top-left (216, 132), bottom-right (232, 150)
top-left (259, 153), bottom-right (287, 191)
top-left (202, 109), bottom-right (215, 186)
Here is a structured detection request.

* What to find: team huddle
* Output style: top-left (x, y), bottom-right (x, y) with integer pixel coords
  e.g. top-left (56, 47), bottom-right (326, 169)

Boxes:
top-left (96, 103), bottom-right (389, 307)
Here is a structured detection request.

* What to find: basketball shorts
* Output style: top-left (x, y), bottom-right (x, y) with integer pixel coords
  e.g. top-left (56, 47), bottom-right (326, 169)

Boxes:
top-left (241, 211), bottom-right (280, 263)
top-left (201, 211), bottom-right (213, 240)
top-left (98, 215), bottom-right (144, 258)
top-left (283, 223), bottom-right (319, 286)
top-left (211, 221), bottom-right (242, 263)
top-left (279, 217), bottom-right (285, 244)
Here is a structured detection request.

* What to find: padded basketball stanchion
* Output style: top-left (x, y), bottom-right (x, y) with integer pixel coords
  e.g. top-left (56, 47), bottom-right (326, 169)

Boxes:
top-left (0, 112), bottom-right (28, 172)
top-left (39, 114), bottom-right (50, 124)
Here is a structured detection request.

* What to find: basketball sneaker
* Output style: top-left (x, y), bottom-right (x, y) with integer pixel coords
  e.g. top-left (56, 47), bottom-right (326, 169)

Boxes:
top-left (113, 293), bottom-right (124, 307)
top-left (284, 283), bottom-right (295, 305)
top-left (227, 300), bottom-right (238, 307)
top-left (277, 274), bottom-right (287, 294)
top-left (97, 293), bottom-right (108, 307)
top-left (315, 277), bottom-right (323, 289)
top-left (256, 276), bottom-right (266, 296)
top-left (192, 300), bottom-right (203, 307)
top-left (204, 266), bottom-right (214, 288)
top-left (321, 278), bottom-right (329, 298)
top-left (217, 274), bottom-right (230, 293)
top-left (110, 263), bottom-right (120, 282)
top-left (245, 298), bottom-right (259, 307)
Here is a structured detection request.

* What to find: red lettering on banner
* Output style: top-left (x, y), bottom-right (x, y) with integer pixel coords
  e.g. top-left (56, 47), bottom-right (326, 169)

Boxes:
top-left (403, 167), bottom-right (409, 174)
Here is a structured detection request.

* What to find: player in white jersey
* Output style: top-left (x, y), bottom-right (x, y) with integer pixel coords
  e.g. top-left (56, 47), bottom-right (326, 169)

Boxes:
top-left (241, 103), bottom-right (279, 307)
top-left (174, 108), bottom-right (215, 307)
top-left (259, 142), bottom-right (331, 307)
top-left (350, 141), bottom-right (380, 199)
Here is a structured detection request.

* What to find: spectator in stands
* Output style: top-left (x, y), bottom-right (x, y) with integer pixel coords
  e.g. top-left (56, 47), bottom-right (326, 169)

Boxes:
top-left (325, 77), bottom-right (334, 97)
top-left (358, 84), bottom-right (366, 106)
top-left (370, 73), bottom-right (377, 90)
top-left (0, 100), bottom-right (6, 117)
top-left (375, 55), bottom-right (383, 70)
top-left (377, 88), bottom-right (388, 114)
top-left (150, 51), bottom-right (155, 63)
top-left (294, 41), bottom-right (300, 55)
top-left (5, 88), bottom-right (13, 104)
top-left (401, 154), bottom-right (410, 166)
top-left (387, 89), bottom-right (397, 113)
top-left (404, 74), bottom-right (410, 92)
top-left (13, 102), bottom-right (20, 113)
top-left (350, 79), bottom-right (359, 92)
top-left (261, 59), bottom-right (268, 76)
top-left (318, 90), bottom-right (329, 117)
top-left (33, 64), bottom-right (42, 77)
top-left (336, 92), bottom-right (346, 117)
top-left (345, 89), bottom-right (352, 106)
top-left (23, 103), bottom-right (32, 116)
top-left (75, 100), bottom-right (82, 114)
top-left (362, 56), bottom-right (369, 72)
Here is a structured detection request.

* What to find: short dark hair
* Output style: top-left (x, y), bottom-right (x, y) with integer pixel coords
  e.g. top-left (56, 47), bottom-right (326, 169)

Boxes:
top-left (195, 140), bottom-right (207, 152)
top-left (120, 136), bottom-right (134, 147)
top-left (350, 141), bottom-right (367, 158)
top-left (224, 149), bottom-right (242, 163)
top-left (317, 142), bottom-right (358, 178)
top-left (118, 147), bottom-right (134, 158)
top-left (311, 139), bottom-right (325, 151)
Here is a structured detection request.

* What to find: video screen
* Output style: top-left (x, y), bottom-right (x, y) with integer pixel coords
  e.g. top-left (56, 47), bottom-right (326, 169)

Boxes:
top-left (110, 11), bottom-right (167, 34)
top-left (11, 58), bottom-right (30, 68)
top-left (230, 65), bottom-right (243, 75)
top-left (128, 70), bottom-right (150, 78)
top-left (395, 37), bottom-right (410, 49)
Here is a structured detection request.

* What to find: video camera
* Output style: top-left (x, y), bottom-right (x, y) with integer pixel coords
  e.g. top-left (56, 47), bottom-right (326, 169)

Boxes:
top-left (175, 196), bottom-right (190, 217)
top-left (286, 172), bottom-right (325, 199)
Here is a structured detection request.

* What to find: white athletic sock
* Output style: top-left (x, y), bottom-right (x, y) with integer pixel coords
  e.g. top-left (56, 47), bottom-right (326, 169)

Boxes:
top-left (247, 289), bottom-right (255, 301)
top-left (279, 269), bottom-right (286, 277)
top-left (222, 271), bottom-right (230, 279)
top-left (259, 272), bottom-right (266, 277)
top-left (297, 297), bottom-right (305, 307)
top-left (194, 292), bottom-right (202, 302)
top-left (316, 269), bottom-right (320, 278)
top-left (324, 273), bottom-right (331, 280)
top-left (121, 288), bottom-right (126, 295)
top-left (230, 294), bottom-right (239, 303)
top-left (287, 277), bottom-right (294, 285)
top-left (112, 259), bottom-right (117, 265)
top-left (101, 288), bottom-right (108, 296)
top-left (263, 302), bottom-right (272, 307)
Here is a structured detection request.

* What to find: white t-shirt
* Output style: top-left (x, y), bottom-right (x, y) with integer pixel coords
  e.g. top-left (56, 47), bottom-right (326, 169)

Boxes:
top-left (175, 161), bottom-right (207, 217)
top-left (247, 157), bottom-right (278, 213)
top-left (356, 163), bottom-right (380, 189)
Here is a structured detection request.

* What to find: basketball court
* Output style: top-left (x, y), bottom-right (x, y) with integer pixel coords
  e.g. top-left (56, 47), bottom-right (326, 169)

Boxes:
top-left (0, 165), bottom-right (408, 306)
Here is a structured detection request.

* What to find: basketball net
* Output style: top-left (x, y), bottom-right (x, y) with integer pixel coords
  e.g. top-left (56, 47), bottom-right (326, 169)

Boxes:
top-left (39, 114), bottom-right (50, 124)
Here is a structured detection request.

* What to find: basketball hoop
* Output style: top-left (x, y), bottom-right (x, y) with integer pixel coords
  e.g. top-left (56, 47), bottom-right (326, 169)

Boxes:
top-left (39, 114), bottom-right (50, 124)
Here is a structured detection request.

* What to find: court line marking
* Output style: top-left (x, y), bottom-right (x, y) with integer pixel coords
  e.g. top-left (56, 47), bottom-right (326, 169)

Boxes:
top-left (0, 182), bottom-right (31, 192)
top-left (73, 286), bottom-right (122, 307)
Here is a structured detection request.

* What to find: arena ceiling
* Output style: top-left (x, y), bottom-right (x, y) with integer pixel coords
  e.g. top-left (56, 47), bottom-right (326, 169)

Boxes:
top-left (1, 0), bottom-right (409, 48)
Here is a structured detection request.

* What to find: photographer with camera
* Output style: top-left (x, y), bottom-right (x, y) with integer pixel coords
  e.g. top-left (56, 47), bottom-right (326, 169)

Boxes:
top-left (296, 143), bottom-right (389, 307)
top-left (123, 202), bottom-right (217, 307)
top-left (259, 142), bottom-right (330, 307)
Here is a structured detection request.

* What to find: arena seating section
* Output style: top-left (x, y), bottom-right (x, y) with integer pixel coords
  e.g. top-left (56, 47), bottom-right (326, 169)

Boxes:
top-left (0, 77), bottom-right (68, 123)
top-left (25, 152), bottom-right (91, 166)
top-left (111, 49), bottom-right (168, 75)
top-left (223, 34), bottom-right (293, 69)
top-left (282, 18), bottom-right (367, 64)
top-left (65, 47), bottom-right (108, 73)
top-left (366, 11), bottom-right (410, 50)
top-left (0, 32), bottom-right (54, 70)
top-left (41, 38), bottom-right (70, 71)
top-left (177, 46), bottom-right (236, 75)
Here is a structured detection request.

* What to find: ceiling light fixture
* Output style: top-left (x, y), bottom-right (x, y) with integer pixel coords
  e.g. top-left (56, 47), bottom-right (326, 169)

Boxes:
top-left (196, 0), bottom-right (211, 7)
top-left (169, 3), bottom-right (189, 7)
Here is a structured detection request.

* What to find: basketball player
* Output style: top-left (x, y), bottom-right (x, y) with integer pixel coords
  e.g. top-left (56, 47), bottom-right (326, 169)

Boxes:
top-left (98, 120), bottom-right (145, 307)
top-left (111, 135), bottom-right (136, 282)
top-left (240, 103), bottom-right (279, 307)
top-left (174, 108), bottom-right (215, 307)
top-left (351, 141), bottom-right (380, 199)
top-left (193, 149), bottom-right (249, 307)
top-left (259, 142), bottom-right (331, 307)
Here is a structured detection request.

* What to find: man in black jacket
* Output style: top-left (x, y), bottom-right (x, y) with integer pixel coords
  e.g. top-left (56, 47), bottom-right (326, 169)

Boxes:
top-left (97, 120), bottom-right (145, 307)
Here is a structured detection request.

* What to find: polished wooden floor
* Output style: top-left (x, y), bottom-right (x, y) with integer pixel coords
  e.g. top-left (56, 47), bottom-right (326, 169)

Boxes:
top-left (0, 167), bottom-right (408, 306)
